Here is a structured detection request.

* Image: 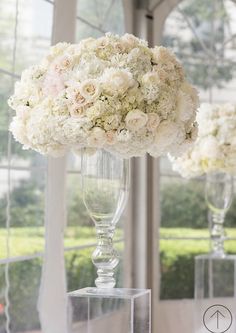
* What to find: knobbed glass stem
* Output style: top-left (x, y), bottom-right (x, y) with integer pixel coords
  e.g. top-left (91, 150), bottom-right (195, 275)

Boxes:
top-left (81, 149), bottom-right (130, 288)
top-left (205, 172), bottom-right (233, 257)
top-left (92, 226), bottom-right (118, 288)
top-left (210, 212), bottom-right (226, 256)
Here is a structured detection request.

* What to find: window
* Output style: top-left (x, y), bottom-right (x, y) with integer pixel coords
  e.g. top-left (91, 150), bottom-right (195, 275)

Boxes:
top-left (0, 0), bottom-right (53, 331)
top-left (159, 0), bottom-right (236, 300)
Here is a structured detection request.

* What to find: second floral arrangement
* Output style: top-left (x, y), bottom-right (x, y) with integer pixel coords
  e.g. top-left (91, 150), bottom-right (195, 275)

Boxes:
top-left (172, 103), bottom-right (236, 178)
top-left (9, 33), bottom-right (199, 158)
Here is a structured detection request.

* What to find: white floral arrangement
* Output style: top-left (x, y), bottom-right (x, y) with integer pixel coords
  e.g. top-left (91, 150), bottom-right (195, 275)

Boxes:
top-left (9, 33), bottom-right (199, 158)
top-left (171, 103), bottom-right (236, 178)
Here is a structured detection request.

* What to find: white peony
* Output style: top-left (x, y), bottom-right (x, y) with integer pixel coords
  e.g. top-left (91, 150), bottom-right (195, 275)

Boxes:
top-left (101, 68), bottom-right (135, 96)
top-left (125, 109), bottom-right (148, 131)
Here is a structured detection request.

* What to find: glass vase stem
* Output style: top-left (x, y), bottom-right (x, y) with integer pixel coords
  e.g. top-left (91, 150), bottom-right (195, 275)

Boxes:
top-left (92, 225), bottom-right (119, 289)
top-left (210, 212), bottom-right (226, 257)
top-left (205, 171), bottom-right (233, 258)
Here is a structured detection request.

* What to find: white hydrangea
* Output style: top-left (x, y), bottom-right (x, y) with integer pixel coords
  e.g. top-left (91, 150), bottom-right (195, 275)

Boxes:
top-left (9, 33), bottom-right (199, 158)
top-left (171, 103), bottom-right (236, 177)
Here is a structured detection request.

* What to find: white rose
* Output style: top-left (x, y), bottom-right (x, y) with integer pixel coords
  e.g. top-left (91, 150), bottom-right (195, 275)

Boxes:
top-left (79, 79), bottom-right (101, 102)
top-left (125, 109), bottom-right (148, 131)
top-left (66, 83), bottom-right (87, 107)
top-left (52, 54), bottom-right (74, 73)
top-left (101, 68), bottom-right (135, 96)
top-left (87, 127), bottom-right (106, 147)
top-left (69, 105), bottom-right (85, 117)
top-left (48, 42), bottom-right (70, 61)
top-left (146, 113), bottom-right (160, 131)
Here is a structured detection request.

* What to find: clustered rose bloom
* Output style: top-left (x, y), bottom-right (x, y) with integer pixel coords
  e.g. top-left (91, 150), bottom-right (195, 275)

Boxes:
top-left (171, 103), bottom-right (236, 178)
top-left (9, 33), bottom-right (199, 158)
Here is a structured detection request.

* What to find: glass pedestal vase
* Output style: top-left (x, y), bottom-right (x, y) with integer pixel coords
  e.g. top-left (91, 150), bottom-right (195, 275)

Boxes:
top-left (81, 149), bottom-right (130, 289)
top-left (194, 254), bottom-right (236, 333)
top-left (205, 172), bottom-right (233, 257)
top-left (68, 288), bottom-right (151, 333)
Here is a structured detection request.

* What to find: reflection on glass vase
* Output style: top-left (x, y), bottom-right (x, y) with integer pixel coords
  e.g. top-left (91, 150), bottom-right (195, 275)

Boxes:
top-left (81, 149), bottom-right (130, 289)
top-left (205, 172), bottom-right (233, 257)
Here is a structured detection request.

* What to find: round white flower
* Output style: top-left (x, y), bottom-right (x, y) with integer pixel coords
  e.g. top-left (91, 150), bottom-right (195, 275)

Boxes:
top-left (79, 79), bottom-right (101, 102)
top-left (87, 127), bottom-right (106, 147)
top-left (121, 34), bottom-right (141, 50)
top-left (158, 121), bottom-right (184, 145)
top-left (101, 68), bottom-right (135, 96)
top-left (66, 83), bottom-right (87, 107)
top-left (125, 109), bottom-right (148, 131)
top-left (146, 113), bottom-right (160, 131)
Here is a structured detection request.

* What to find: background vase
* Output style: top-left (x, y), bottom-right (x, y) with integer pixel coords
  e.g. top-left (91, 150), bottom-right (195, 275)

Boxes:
top-left (81, 149), bottom-right (130, 288)
top-left (205, 172), bottom-right (233, 257)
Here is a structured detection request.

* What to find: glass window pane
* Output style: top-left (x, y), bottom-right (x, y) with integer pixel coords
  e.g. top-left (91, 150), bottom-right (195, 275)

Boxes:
top-left (0, 169), bottom-right (45, 259)
top-left (76, 19), bottom-right (103, 41)
top-left (77, 0), bottom-right (125, 35)
top-left (0, 259), bottom-right (42, 331)
top-left (0, 0), bottom-right (17, 72)
top-left (162, 0), bottom-right (236, 103)
top-left (15, 0), bottom-right (53, 73)
top-left (160, 0), bottom-right (236, 302)
top-left (160, 239), bottom-right (209, 300)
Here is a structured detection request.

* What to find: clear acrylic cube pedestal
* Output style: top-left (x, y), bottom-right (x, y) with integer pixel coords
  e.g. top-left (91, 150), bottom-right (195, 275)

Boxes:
top-left (194, 254), bottom-right (236, 333)
top-left (68, 288), bottom-right (151, 333)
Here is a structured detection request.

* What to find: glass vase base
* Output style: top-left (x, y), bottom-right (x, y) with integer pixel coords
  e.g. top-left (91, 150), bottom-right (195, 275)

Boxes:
top-left (68, 288), bottom-right (151, 333)
top-left (194, 254), bottom-right (236, 333)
